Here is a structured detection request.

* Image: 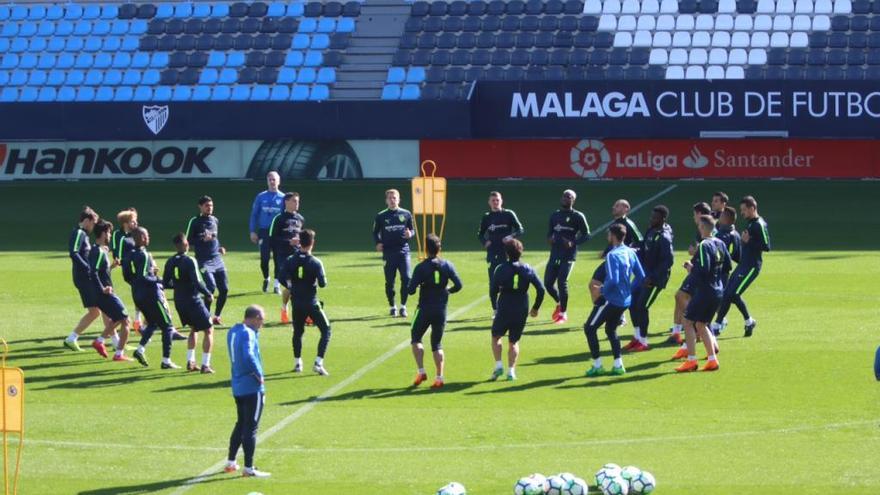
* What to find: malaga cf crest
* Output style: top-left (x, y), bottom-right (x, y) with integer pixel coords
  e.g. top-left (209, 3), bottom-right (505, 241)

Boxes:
top-left (142, 105), bottom-right (169, 135)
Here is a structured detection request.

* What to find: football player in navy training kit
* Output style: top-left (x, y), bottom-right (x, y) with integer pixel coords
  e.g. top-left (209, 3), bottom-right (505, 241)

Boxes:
top-left (126, 227), bottom-right (180, 369)
top-left (477, 191), bottom-right (523, 315)
top-left (584, 224), bottom-right (645, 377)
top-left (88, 220), bottom-right (134, 363)
top-left (490, 239), bottom-right (545, 382)
top-left (163, 233), bottom-right (216, 374)
top-left (710, 205), bottom-right (742, 336)
top-left (372, 189), bottom-right (415, 318)
top-left (714, 196), bottom-right (770, 337)
top-left (249, 171), bottom-right (285, 293)
top-left (278, 229), bottom-right (331, 376)
top-left (407, 234), bottom-right (463, 389)
top-left (667, 202), bottom-right (713, 344)
top-left (110, 208), bottom-right (142, 333)
top-left (623, 205), bottom-right (674, 353)
top-left (710, 191), bottom-right (729, 220)
top-left (674, 215), bottom-right (732, 372)
top-left (64, 206), bottom-right (107, 352)
top-left (186, 195), bottom-right (229, 326)
top-left (269, 192), bottom-right (304, 324)
top-left (544, 189), bottom-right (591, 324)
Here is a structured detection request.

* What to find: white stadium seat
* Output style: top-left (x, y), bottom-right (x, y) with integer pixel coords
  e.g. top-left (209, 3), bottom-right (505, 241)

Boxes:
top-left (641, 0), bottom-right (661, 14)
top-left (617, 15), bottom-right (637, 30)
top-left (614, 31), bottom-right (633, 46)
top-left (583, 0), bottom-right (602, 14)
top-left (666, 66), bottom-right (685, 79)
top-left (622, 0), bottom-right (640, 13)
top-left (790, 31), bottom-right (809, 47)
top-left (728, 48), bottom-right (747, 64)
top-left (751, 32), bottom-right (770, 47)
top-left (649, 48), bottom-right (669, 64)
top-left (711, 31), bottom-right (731, 47)
top-left (719, 0), bottom-right (737, 12)
top-left (792, 15), bottom-right (812, 30)
top-left (795, 0), bottom-right (814, 13)
top-left (675, 14), bottom-right (695, 30)
top-left (731, 31), bottom-right (750, 47)
top-left (633, 30), bottom-right (653, 46)
top-left (773, 15), bottom-right (792, 30)
top-left (833, 0), bottom-right (852, 14)
top-left (669, 48), bottom-right (688, 64)
top-left (696, 14), bottom-right (714, 30)
top-left (598, 14), bottom-right (617, 30)
top-left (776, 0), bottom-right (795, 13)
top-left (726, 66), bottom-right (745, 79)
top-left (770, 32), bottom-right (790, 47)
top-left (709, 48), bottom-right (728, 64)
top-left (637, 15), bottom-right (656, 30)
top-left (685, 66), bottom-right (705, 79)
top-left (652, 31), bottom-right (672, 46)
top-left (754, 14), bottom-right (772, 30)
top-left (603, 0), bottom-right (622, 14)
top-left (757, 0), bottom-right (775, 12)
top-left (734, 15), bottom-right (753, 30)
top-left (688, 48), bottom-right (708, 64)
top-left (656, 15), bottom-right (676, 30)
top-left (672, 31), bottom-right (692, 47)
top-left (748, 48), bottom-right (767, 64)
top-left (692, 31), bottom-right (711, 46)
top-left (814, 0), bottom-right (832, 13)
top-left (660, 0), bottom-right (679, 13)
top-left (706, 65), bottom-right (725, 79)
top-left (715, 14), bottom-right (734, 30)
top-left (812, 15), bottom-right (830, 30)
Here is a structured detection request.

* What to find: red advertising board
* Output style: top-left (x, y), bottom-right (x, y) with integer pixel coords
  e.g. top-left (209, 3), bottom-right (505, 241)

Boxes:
top-left (421, 140), bottom-right (880, 179)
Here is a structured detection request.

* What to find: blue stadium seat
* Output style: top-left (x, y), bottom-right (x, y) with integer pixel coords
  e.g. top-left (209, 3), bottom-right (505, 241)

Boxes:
top-left (45, 37), bottom-right (64, 52)
top-left (38, 21), bottom-right (55, 36)
top-left (193, 3), bottom-right (211, 17)
top-left (0, 87), bottom-right (17, 102)
top-left (231, 86), bottom-right (251, 101)
top-left (55, 20), bottom-right (74, 36)
top-left (268, 2), bottom-right (286, 17)
top-left (218, 68), bottom-right (237, 83)
top-left (103, 36), bottom-right (122, 51)
top-left (291, 85), bottom-right (310, 100)
top-left (278, 67), bottom-right (297, 83)
top-left (64, 38), bottom-right (84, 52)
top-left (114, 86), bottom-right (134, 101)
top-left (36, 54), bottom-right (55, 69)
top-left (305, 2), bottom-right (324, 17)
top-left (94, 53), bottom-right (112, 69)
top-left (112, 53), bottom-right (133, 69)
top-left (154, 86), bottom-right (173, 100)
top-left (407, 67), bottom-right (426, 83)
top-left (94, 87), bottom-right (114, 102)
top-left (387, 67), bottom-right (405, 83)
top-left (208, 85), bottom-right (230, 101)
top-left (27, 70), bottom-right (46, 85)
top-left (104, 70), bottom-right (123, 85)
top-left (227, 52), bottom-right (246, 67)
top-left (37, 87), bottom-right (57, 102)
top-left (293, 33), bottom-right (310, 49)
top-left (468, 0), bottom-right (488, 15)
top-left (134, 86), bottom-right (153, 101)
top-left (18, 87), bottom-right (38, 102)
top-left (84, 69), bottom-right (103, 86)
top-left (72, 53), bottom-right (93, 69)
top-left (101, 5), bottom-right (119, 20)
top-left (9, 38), bottom-right (26, 53)
top-left (251, 85), bottom-right (271, 101)
top-left (269, 85), bottom-right (289, 100)
top-left (312, 34), bottom-right (330, 49)
top-left (172, 86), bottom-right (192, 101)
top-left (65, 5), bottom-right (84, 20)
top-left (75, 87), bottom-right (96, 101)
top-left (47, 70), bottom-right (65, 85)
top-left (122, 36), bottom-right (140, 51)
top-left (123, 69), bottom-right (142, 85)
top-left (84, 37), bottom-right (102, 52)
top-left (199, 68), bottom-right (218, 84)
top-left (317, 67), bottom-right (335, 84)
top-left (304, 51), bottom-right (323, 66)
top-left (191, 85), bottom-right (211, 101)
top-left (55, 86), bottom-right (76, 101)
top-left (160, 69), bottom-right (178, 85)
top-left (297, 67), bottom-right (317, 83)
top-left (131, 53), bottom-right (150, 68)
top-left (257, 67), bottom-right (278, 83)
top-left (10, 6), bottom-right (26, 20)
top-left (46, 5), bottom-right (64, 20)
top-left (73, 20), bottom-right (91, 36)
top-left (0, 23), bottom-right (18, 37)
top-left (130, 20), bottom-right (148, 35)
top-left (287, 3), bottom-right (305, 16)
top-left (93, 20), bottom-right (111, 35)
top-left (175, 3), bottom-right (194, 18)
top-left (82, 5), bottom-right (101, 20)
top-left (337, 18), bottom-right (355, 33)
top-left (381, 84), bottom-right (401, 100)
top-left (150, 52), bottom-right (170, 68)
top-left (299, 18), bottom-right (318, 33)
top-left (30, 37), bottom-right (49, 52)
top-left (309, 84), bottom-right (329, 101)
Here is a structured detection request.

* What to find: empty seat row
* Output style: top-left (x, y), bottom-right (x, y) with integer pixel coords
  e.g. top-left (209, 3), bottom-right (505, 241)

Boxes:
top-left (649, 47), bottom-right (769, 64)
top-left (1, 52), bottom-right (170, 70)
top-left (113, 2), bottom-right (356, 20)
top-left (0, 4), bottom-right (119, 21)
top-left (146, 16), bottom-right (355, 35)
top-left (0, 84), bottom-right (332, 102)
top-left (745, 65), bottom-right (880, 78)
top-left (410, 0), bottom-right (585, 17)
top-left (401, 31), bottom-right (613, 49)
top-left (0, 20), bottom-right (148, 37)
top-left (597, 14), bottom-right (835, 32)
top-left (396, 47), bottom-right (651, 66)
top-left (768, 46), bottom-right (880, 63)
top-left (665, 65), bottom-right (745, 79)
top-left (615, 30), bottom-right (813, 48)
top-left (419, 65), bottom-right (670, 84)
top-left (140, 33), bottom-right (348, 51)
top-left (386, 66), bottom-right (426, 83)
top-left (406, 14), bottom-right (603, 33)
top-left (0, 36), bottom-right (141, 54)
top-left (206, 50), bottom-right (337, 67)
top-left (810, 31), bottom-right (879, 47)
top-left (381, 84), bottom-right (421, 100)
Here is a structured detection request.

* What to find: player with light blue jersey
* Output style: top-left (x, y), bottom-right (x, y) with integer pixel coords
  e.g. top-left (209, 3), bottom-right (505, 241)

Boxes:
top-left (249, 171), bottom-right (285, 293)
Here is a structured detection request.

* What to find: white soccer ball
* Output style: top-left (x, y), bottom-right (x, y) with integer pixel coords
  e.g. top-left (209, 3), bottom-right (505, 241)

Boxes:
top-left (629, 471), bottom-right (656, 494)
top-left (437, 481), bottom-right (467, 495)
top-left (529, 473), bottom-right (549, 492)
top-left (601, 475), bottom-right (629, 495)
top-left (547, 475), bottom-right (567, 495)
top-left (558, 472), bottom-right (577, 483)
top-left (620, 466), bottom-right (641, 481)
top-left (514, 476), bottom-right (546, 495)
top-left (562, 476), bottom-right (590, 495)
top-left (595, 464), bottom-right (622, 486)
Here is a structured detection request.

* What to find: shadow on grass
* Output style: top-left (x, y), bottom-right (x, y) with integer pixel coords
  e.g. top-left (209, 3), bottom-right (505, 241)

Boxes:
top-left (77, 472), bottom-right (231, 494)
top-left (555, 371), bottom-right (669, 390)
top-left (33, 367), bottom-right (184, 390)
top-left (277, 380), bottom-right (484, 406)
top-left (466, 375), bottom-right (579, 395)
top-left (226, 290), bottom-right (264, 299)
top-left (336, 263), bottom-right (380, 268)
top-left (330, 315), bottom-right (387, 323)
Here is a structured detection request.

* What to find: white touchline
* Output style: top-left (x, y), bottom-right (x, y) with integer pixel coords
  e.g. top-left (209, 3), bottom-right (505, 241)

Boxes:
top-left (170, 184), bottom-right (679, 494)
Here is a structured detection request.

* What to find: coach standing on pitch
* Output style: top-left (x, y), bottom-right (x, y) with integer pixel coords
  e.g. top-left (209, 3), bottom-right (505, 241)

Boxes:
top-left (249, 171), bottom-right (285, 294)
top-left (225, 305), bottom-right (271, 478)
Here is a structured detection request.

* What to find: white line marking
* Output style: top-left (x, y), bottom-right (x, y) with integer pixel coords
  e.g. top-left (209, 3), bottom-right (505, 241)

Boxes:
top-left (170, 184), bottom-right (679, 493)
top-left (24, 419), bottom-right (877, 454)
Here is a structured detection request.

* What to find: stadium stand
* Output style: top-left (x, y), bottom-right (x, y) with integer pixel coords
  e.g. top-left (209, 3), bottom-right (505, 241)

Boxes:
top-left (0, 0), bottom-right (877, 102)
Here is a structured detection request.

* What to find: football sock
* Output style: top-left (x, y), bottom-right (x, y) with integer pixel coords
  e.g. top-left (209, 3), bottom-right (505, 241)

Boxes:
top-left (688, 354), bottom-right (697, 361)
top-left (315, 357), bottom-right (323, 366)
top-left (136, 345), bottom-right (145, 354)
top-left (295, 357), bottom-right (303, 366)
top-left (418, 368), bottom-right (425, 374)
top-left (111, 334), bottom-right (120, 349)
top-left (672, 324), bottom-right (682, 334)
top-left (708, 355), bottom-right (717, 362)
top-left (613, 358), bottom-right (623, 368)
top-left (494, 360), bottom-right (503, 370)
top-left (66, 332), bottom-right (78, 342)
top-left (186, 349), bottom-right (196, 362)
top-left (162, 357), bottom-right (171, 365)
top-left (96, 336), bottom-right (105, 344)
top-left (202, 353), bottom-right (211, 366)
top-left (114, 349), bottom-right (123, 358)
top-left (593, 358), bottom-right (602, 368)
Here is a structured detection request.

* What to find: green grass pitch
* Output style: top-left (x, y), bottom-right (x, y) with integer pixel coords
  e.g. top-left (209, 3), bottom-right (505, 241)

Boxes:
top-left (0, 179), bottom-right (878, 494)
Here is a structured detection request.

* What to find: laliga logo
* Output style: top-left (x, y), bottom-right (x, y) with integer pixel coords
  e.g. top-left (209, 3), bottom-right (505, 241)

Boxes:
top-left (570, 139), bottom-right (610, 178)
top-left (683, 146), bottom-right (709, 169)
top-left (142, 105), bottom-right (169, 135)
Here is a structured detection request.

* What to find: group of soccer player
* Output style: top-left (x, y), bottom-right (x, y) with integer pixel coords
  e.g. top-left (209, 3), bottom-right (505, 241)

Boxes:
top-left (65, 173), bottom-right (770, 387)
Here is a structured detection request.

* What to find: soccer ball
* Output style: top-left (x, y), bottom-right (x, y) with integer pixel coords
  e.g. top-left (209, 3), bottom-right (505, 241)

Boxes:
top-left (562, 477), bottom-right (590, 495)
top-left (629, 471), bottom-right (656, 494)
top-left (620, 466), bottom-right (641, 481)
top-left (547, 475), bottom-right (567, 495)
top-left (530, 473), bottom-right (549, 492)
top-left (558, 472), bottom-right (577, 483)
top-left (595, 464), bottom-right (622, 486)
top-left (514, 476), bottom-right (546, 495)
top-left (601, 476), bottom-right (629, 495)
top-left (437, 481), bottom-right (467, 495)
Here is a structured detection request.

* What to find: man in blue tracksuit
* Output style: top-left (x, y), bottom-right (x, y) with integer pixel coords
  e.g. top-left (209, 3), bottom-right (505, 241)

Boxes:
top-left (407, 233), bottom-right (463, 388)
top-left (478, 191), bottom-right (523, 314)
top-left (249, 171), bottom-right (285, 293)
top-left (715, 195), bottom-right (770, 337)
top-left (372, 188), bottom-right (415, 318)
top-left (624, 205), bottom-right (674, 352)
top-left (225, 305), bottom-right (271, 479)
top-left (544, 189), bottom-right (591, 324)
top-left (584, 223), bottom-right (645, 377)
